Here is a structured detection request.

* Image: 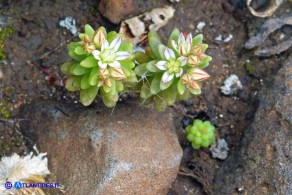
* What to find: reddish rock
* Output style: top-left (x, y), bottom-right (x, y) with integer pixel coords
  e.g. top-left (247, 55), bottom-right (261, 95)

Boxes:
top-left (98, 0), bottom-right (135, 24)
top-left (20, 101), bottom-right (182, 195)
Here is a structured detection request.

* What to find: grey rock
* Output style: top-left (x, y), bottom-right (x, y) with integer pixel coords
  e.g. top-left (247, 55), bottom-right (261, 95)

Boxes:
top-left (59, 17), bottom-right (77, 36)
top-left (19, 101), bottom-right (182, 195)
top-left (220, 75), bottom-right (242, 95)
top-left (214, 57), bottom-right (292, 194)
top-left (0, 16), bottom-right (7, 28)
top-left (255, 37), bottom-right (292, 57)
top-left (245, 16), bottom-right (292, 57)
top-left (245, 18), bottom-right (285, 49)
top-left (210, 139), bottom-right (229, 160)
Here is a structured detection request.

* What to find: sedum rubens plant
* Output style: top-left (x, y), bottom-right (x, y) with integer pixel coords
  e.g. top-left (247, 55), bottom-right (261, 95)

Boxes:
top-left (61, 24), bottom-right (136, 107)
top-left (61, 25), bottom-right (212, 111)
top-left (134, 28), bottom-right (212, 111)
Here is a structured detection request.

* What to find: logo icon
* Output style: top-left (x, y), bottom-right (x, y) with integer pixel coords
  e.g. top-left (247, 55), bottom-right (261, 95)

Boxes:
top-left (14, 181), bottom-right (22, 190)
top-left (4, 182), bottom-right (12, 189)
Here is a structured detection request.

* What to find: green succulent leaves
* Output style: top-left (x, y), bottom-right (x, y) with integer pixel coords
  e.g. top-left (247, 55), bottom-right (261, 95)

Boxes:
top-left (61, 25), bottom-right (212, 110)
top-left (134, 28), bottom-right (212, 111)
top-left (61, 25), bottom-right (136, 107)
top-left (186, 119), bottom-right (216, 149)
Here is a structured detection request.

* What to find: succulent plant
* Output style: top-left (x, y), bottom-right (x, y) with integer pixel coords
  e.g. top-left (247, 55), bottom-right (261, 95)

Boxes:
top-left (61, 25), bottom-right (137, 107)
top-left (61, 25), bottom-right (212, 111)
top-left (186, 119), bottom-right (216, 149)
top-left (134, 28), bottom-right (212, 111)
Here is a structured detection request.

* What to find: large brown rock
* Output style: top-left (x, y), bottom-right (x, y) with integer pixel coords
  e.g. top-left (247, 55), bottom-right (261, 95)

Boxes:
top-left (214, 57), bottom-right (292, 194)
top-left (98, 0), bottom-right (135, 24)
top-left (19, 101), bottom-right (182, 195)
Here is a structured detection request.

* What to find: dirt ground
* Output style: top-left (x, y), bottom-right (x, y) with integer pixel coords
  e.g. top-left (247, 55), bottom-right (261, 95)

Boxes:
top-left (0, 0), bottom-right (291, 194)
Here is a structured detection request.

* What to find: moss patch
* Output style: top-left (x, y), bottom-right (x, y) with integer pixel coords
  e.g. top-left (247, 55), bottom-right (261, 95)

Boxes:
top-left (0, 26), bottom-right (13, 60)
top-left (0, 85), bottom-right (15, 119)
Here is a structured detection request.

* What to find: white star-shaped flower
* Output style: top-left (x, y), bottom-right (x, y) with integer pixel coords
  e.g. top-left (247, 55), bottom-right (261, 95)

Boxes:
top-left (156, 48), bottom-right (187, 83)
top-left (92, 36), bottom-right (131, 69)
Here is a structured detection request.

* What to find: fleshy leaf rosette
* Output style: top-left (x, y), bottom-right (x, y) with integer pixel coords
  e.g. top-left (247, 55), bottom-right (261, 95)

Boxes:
top-left (61, 24), bottom-right (136, 107)
top-left (186, 119), bottom-right (216, 149)
top-left (134, 28), bottom-right (212, 111)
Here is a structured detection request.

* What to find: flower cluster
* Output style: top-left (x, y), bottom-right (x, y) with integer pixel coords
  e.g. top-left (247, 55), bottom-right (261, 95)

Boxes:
top-left (134, 28), bottom-right (212, 111)
top-left (62, 25), bottom-right (212, 110)
top-left (61, 25), bottom-right (136, 107)
top-left (186, 119), bottom-right (216, 149)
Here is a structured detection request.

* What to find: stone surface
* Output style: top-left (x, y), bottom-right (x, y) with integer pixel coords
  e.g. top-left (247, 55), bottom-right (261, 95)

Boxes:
top-left (19, 101), bottom-right (182, 195)
top-left (98, 0), bottom-right (135, 24)
top-left (214, 57), bottom-right (292, 194)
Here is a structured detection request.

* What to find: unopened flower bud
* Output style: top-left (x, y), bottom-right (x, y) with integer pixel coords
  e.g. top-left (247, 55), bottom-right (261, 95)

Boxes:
top-left (181, 74), bottom-right (200, 90)
top-left (104, 78), bottom-right (112, 88)
top-left (93, 27), bottom-right (106, 49)
top-left (199, 53), bottom-right (206, 59)
top-left (190, 68), bottom-right (210, 81)
top-left (188, 55), bottom-right (200, 67)
top-left (84, 34), bottom-right (91, 43)
top-left (192, 46), bottom-right (204, 56)
top-left (98, 68), bottom-right (110, 80)
top-left (111, 68), bottom-right (126, 80)
top-left (84, 43), bottom-right (95, 53)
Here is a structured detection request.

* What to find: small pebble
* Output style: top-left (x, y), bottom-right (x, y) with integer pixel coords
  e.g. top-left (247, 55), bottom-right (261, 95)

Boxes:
top-left (220, 75), bottom-right (242, 95)
top-left (0, 70), bottom-right (3, 80)
top-left (215, 34), bottom-right (223, 42)
top-left (188, 24), bottom-right (195, 29)
top-left (210, 139), bottom-right (229, 160)
top-left (223, 34), bottom-right (233, 43)
top-left (196, 21), bottom-right (206, 31)
top-left (237, 186), bottom-right (245, 192)
top-left (279, 33), bottom-right (285, 40)
top-left (59, 16), bottom-right (77, 36)
top-left (183, 185), bottom-right (188, 191)
top-left (219, 114), bottom-right (224, 118)
top-left (169, 0), bottom-right (180, 2)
